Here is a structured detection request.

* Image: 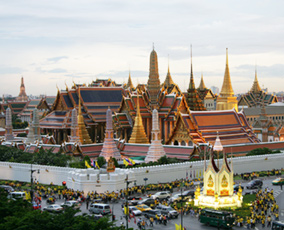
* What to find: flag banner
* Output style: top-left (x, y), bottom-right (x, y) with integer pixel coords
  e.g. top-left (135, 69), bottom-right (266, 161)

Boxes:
top-left (95, 160), bottom-right (100, 169)
top-left (90, 159), bottom-right (94, 167)
top-left (85, 160), bottom-right (91, 168)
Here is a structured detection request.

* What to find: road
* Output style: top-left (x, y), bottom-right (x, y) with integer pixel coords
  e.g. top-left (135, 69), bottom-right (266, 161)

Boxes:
top-left (40, 177), bottom-right (284, 230)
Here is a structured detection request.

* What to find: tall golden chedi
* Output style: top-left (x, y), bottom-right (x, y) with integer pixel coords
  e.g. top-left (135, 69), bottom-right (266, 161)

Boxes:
top-left (147, 47), bottom-right (160, 109)
top-left (77, 90), bottom-right (92, 144)
top-left (216, 49), bottom-right (238, 112)
top-left (128, 95), bottom-right (149, 144)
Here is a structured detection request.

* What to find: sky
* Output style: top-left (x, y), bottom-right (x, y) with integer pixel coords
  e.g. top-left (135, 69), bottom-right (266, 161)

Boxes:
top-left (1, 0), bottom-right (284, 96)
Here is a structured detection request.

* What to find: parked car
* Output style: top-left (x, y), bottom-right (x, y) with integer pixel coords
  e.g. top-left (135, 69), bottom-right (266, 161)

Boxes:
top-left (169, 194), bottom-right (184, 203)
top-left (43, 204), bottom-right (63, 213)
top-left (135, 204), bottom-right (152, 212)
top-left (156, 205), bottom-right (179, 218)
top-left (143, 209), bottom-right (162, 220)
top-left (272, 178), bottom-right (284, 186)
top-left (246, 179), bottom-right (263, 189)
top-left (137, 198), bottom-right (155, 206)
top-left (182, 190), bottom-right (195, 199)
top-left (0, 185), bottom-right (14, 193)
top-left (127, 196), bottom-right (142, 206)
top-left (89, 203), bottom-right (111, 215)
top-left (7, 191), bottom-right (25, 200)
top-left (61, 200), bottom-right (81, 209)
top-left (151, 191), bottom-right (171, 200)
top-left (122, 206), bottom-right (142, 216)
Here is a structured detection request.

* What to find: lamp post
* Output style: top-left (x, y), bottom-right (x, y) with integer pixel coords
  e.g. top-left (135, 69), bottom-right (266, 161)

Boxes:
top-left (144, 177), bottom-right (148, 194)
top-left (124, 176), bottom-right (136, 230)
top-left (213, 132), bottom-right (223, 169)
top-left (30, 164), bottom-right (40, 202)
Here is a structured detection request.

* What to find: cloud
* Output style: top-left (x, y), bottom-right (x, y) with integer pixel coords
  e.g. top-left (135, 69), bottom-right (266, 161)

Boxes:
top-left (0, 66), bottom-right (24, 74)
top-left (47, 56), bottom-right (68, 63)
top-left (48, 68), bottom-right (67, 73)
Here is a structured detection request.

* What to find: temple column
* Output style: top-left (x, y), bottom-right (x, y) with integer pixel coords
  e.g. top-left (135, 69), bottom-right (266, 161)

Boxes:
top-left (164, 121), bottom-right (168, 142)
top-left (124, 128), bottom-right (127, 142)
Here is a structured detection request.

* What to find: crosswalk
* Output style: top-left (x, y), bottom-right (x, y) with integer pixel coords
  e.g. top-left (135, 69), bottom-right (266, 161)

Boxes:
top-left (274, 189), bottom-right (283, 198)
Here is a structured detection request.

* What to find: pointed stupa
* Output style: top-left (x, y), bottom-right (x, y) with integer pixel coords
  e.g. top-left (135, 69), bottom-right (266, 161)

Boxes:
top-left (69, 107), bottom-right (80, 143)
top-left (147, 46), bottom-right (160, 108)
top-left (219, 48), bottom-right (234, 97)
top-left (26, 122), bottom-right (35, 144)
top-left (186, 46), bottom-right (206, 111)
top-left (250, 68), bottom-right (262, 93)
top-left (125, 71), bottom-right (134, 90)
top-left (216, 49), bottom-right (238, 111)
top-left (33, 108), bottom-right (41, 141)
top-left (17, 77), bottom-right (28, 101)
top-left (198, 74), bottom-right (206, 90)
top-left (77, 90), bottom-right (92, 144)
top-left (163, 63), bottom-right (174, 87)
top-left (5, 107), bottom-right (14, 141)
top-left (99, 107), bottom-right (122, 161)
top-left (128, 95), bottom-right (149, 144)
top-left (145, 109), bottom-right (166, 163)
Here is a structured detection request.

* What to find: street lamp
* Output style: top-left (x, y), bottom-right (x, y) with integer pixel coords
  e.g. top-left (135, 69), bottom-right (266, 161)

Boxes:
top-left (143, 177), bottom-right (148, 194)
top-left (124, 176), bottom-right (136, 230)
top-left (30, 164), bottom-right (40, 202)
top-left (213, 132), bottom-right (223, 169)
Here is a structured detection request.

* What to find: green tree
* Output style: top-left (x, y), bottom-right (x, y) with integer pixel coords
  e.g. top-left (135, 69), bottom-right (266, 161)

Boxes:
top-left (97, 156), bottom-right (106, 167)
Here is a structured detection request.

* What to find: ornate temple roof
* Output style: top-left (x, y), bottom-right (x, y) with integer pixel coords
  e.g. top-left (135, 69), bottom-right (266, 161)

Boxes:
top-left (186, 47), bottom-right (206, 111)
top-left (190, 109), bottom-right (259, 145)
top-left (238, 70), bottom-right (278, 108)
top-left (40, 86), bottom-right (125, 129)
top-left (197, 74), bottom-right (216, 101)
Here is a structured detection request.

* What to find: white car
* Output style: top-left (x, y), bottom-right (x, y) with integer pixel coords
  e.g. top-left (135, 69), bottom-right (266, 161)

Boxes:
top-left (169, 194), bottom-right (183, 203)
top-left (151, 191), bottom-right (171, 200)
top-left (122, 206), bottom-right (142, 216)
top-left (43, 204), bottom-right (64, 213)
top-left (61, 200), bottom-right (81, 209)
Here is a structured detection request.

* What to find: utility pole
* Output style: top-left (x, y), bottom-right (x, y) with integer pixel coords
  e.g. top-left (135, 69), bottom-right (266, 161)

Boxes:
top-left (30, 164), bottom-right (36, 202)
top-left (180, 185), bottom-right (183, 229)
top-left (124, 176), bottom-right (136, 230)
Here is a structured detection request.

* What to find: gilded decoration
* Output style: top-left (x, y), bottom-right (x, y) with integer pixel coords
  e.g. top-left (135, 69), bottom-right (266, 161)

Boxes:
top-left (207, 189), bottom-right (214, 196)
top-left (221, 175), bottom-right (228, 188)
top-left (220, 189), bottom-right (229, 196)
top-left (208, 175), bottom-right (214, 187)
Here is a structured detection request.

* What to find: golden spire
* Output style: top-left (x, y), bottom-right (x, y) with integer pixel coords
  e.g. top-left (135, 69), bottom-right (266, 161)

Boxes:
top-left (126, 71), bottom-right (134, 90)
top-left (198, 73), bottom-right (206, 90)
top-left (250, 67), bottom-right (261, 93)
top-left (128, 95), bottom-right (149, 144)
top-left (163, 57), bottom-right (174, 87)
top-left (220, 48), bottom-right (234, 97)
top-left (77, 88), bottom-right (92, 144)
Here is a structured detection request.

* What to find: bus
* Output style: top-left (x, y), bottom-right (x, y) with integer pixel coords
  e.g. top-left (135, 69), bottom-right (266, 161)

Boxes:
top-left (199, 209), bottom-right (235, 229)
top-left (272, 221), bottom-right (284, 230)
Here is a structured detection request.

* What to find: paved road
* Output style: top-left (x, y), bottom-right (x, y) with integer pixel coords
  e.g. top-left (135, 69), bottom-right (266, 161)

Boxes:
top-left (41, 177), bottom-right (284, 230)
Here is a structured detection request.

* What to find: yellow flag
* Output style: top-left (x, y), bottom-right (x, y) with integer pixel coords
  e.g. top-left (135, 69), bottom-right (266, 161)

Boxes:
top-left (129, 158), bottom-right (136, 165)
top-left (85, 160), bottom-right (91, 168)
top-left (124, 206), bottom-right (129, 215)
top-left (175, 224), bottom-right (180, 230)
top-left (123, 159), bottom-right (129, 167)
top-left (95, 160), bottom-right (100, 169)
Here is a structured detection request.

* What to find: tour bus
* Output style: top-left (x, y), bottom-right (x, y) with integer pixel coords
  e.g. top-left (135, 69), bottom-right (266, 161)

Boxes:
top-left (199, 209), bottom-right (235, 229)
top-left (272, 221), bottom-right (284, 230)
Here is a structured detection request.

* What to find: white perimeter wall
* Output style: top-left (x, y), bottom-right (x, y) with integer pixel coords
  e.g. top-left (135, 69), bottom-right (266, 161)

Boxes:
top-left (0, 152), bottom-right (283, 193)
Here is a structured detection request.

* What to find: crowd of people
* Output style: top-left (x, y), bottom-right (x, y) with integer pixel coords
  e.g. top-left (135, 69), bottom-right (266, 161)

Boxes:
top-left (235, 188), bottom-right (280, 229)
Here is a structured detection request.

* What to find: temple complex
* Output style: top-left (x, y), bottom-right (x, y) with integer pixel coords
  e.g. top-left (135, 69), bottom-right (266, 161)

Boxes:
top-left (16, 77), bottom-right (28, 102)
top-left (216, 49), bottom-right (238, 112)
top-left (39, 85), bottom-right (125, 144)
top-left (238, 69), bottom-right (278, 108)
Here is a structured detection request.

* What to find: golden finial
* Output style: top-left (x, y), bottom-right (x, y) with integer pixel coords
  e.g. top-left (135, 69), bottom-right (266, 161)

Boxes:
top-left (226, 48), bottom-right (229, 66)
